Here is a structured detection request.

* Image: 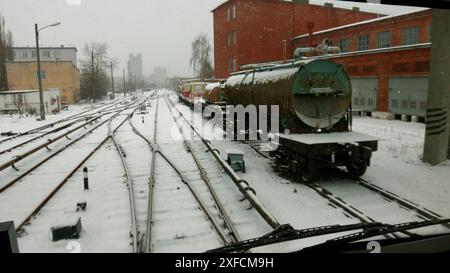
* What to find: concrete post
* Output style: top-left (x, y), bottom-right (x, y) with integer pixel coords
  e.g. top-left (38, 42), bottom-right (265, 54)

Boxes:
top-left (423, 9), bottom-right (450, 164)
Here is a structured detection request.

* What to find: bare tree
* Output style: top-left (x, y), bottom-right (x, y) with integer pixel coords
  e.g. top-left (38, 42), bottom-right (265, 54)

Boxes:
top-left (80, 42), bottom-right (111, 100)
top-left (0, 13), bottom-right (14, 91)
top-left (12, 94), bottom-right (24, 118)
top-left (190, 33), bottom-right (214, 79)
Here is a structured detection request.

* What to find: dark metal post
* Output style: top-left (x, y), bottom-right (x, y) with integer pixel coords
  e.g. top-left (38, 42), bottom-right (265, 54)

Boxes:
top-left (423, 9), bottom-right (450, 164)
top-left (110, 62), bottom-right (115, 99)
top-left (35, 23), bottom-right (45, 121)
top-left (0, 221), bottom-right (19, 253)
top-left (83, 167), bottom-right (89, 190)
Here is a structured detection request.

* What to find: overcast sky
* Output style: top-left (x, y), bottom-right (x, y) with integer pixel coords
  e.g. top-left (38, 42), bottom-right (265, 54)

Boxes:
top-left (0, 0), bottom-right (423, 77)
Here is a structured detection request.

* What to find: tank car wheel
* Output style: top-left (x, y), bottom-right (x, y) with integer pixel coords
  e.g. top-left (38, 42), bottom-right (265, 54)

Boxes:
top-left (301, 160), bottom-right (317, 183)
top-left (346, 161), bottom-right (367, 178)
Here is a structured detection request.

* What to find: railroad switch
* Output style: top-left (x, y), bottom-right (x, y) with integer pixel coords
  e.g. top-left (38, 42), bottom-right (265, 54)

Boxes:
top-left (226, 149), bottom-right (246, 173)
top-left (50, 217), bottom-right (82, 242)
top-left (76, 202), bottom-right (87, 212)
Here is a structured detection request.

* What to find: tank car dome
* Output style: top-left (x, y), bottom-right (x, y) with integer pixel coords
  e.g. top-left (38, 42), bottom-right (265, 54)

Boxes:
top-left (292, 59), bottom-right (352, 129)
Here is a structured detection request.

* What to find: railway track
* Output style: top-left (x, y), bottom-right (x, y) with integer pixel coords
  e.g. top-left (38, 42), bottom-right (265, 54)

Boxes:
top-left (170, 94), bottom-right (450, 248)
top-left (104, 92), bottom-right (279, 252)
top-left (0, 97), bottom-right (128, 147)
top-left (128, 96), bottom-right (239, 252)
top-left (0, 98), bottom-right (133, 157)
top-left (0, 97), bottom-right (146, 244)
top-left (241, 132), bottom-right (450, 239)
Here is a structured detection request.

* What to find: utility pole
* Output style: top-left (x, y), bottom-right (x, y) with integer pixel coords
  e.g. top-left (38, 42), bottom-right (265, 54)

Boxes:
top-left (35, 23), bottom-right (45, 121)
top-left (123, 68), bottom-right (126, 96)
top-left (423, 9), bottom-right (450, 164)
top-left (110, 62), bottom-right (115, 99)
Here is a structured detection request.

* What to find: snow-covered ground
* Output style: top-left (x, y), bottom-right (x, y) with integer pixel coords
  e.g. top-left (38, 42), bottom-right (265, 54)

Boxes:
top-left (1, 91), bottom-right (449, 252)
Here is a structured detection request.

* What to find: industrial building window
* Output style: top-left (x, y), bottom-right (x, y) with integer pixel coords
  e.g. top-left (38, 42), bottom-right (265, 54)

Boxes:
top-left (22, 51), bottom-right (28, 58)
top-left (227, 7), bottom-right (230, 21)
top-left (54, 50), bottom-right (62, 59)
top-left (233, 58), bottom-right (237, 71)
top-left (227, 32), bottom-right (231, 47)
top-left (232, 4), bottom-right (236, 19)
top-left (339, 39), bottom-right (349, 53)
top-left (228, 58), bottom-right (232, 72)
top-left (233, 31), bottom-right (236, 46)
top-left (403, 26), bottom-right (419, 45)
top-left (376, 31), bottom-right (391, 48)
top-left (36, 71), bottom-right (46, 80)
top-left (358, 35), bottom-right (369, 51)
top-left (43, 51), bottom-right (51, 58)
top-left (32, 50), bottom-right (36, 58)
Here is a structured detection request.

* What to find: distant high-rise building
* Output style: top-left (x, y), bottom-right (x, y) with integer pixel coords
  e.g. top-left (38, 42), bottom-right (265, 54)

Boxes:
top-left (127, 53), bottom-right (143, 82)
top-left (153, 66), bottom-right (167, 87)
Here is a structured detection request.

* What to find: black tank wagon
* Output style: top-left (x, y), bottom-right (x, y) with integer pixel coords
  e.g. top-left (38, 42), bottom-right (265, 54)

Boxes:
top-left (223, 59), bottom-right (378, 181)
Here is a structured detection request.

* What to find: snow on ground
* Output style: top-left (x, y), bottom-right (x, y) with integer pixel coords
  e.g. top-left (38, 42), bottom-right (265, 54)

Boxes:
top-left (170, 93), bottom-right (450, 249)
top-left (0, 102), bottom-right (109, 139)
top-left (1, 91), bottom-right (450, 252)
top-left (352, 117), bottom-right (450, 217)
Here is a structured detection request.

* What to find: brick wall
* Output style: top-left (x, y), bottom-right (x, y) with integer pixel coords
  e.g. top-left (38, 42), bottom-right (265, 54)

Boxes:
top-left (212, 0), bottom-right (380, 78)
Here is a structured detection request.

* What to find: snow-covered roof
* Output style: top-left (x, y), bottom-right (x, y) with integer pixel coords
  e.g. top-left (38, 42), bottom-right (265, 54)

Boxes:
top-left (238, 42), bottom-right (431, 69)
top-left (297, 42), bottom-right (431, 60)
top-left (0, 89), bottom-right (60, 94)
top-left (205, 82), bottom-right (221, 91)
top-left (292, 7), bottom-right (430, 40)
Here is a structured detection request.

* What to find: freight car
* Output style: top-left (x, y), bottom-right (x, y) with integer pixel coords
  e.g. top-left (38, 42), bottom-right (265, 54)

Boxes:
top-left (223, 59), bottom-right (378, 181)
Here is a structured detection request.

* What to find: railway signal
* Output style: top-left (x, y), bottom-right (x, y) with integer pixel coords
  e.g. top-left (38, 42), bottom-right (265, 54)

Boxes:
top-left (83, 167), bottom-right (89, 190)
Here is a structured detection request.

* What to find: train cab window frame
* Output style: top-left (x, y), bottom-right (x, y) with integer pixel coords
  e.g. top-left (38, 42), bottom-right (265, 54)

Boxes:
top-left (403, 26), bottom-right (419, 45)
top-left (358, 34), bottom-right (370, 51)
top-left (376, 31), bottom-right (391, 48)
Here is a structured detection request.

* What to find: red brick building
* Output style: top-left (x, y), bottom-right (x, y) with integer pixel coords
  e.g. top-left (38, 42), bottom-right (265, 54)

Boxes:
top-left (292, 8), bottom-right (432, 118)
top-left (212, 0), bottom-right (432, 119)
top-left (212, 0), bottom-right (381, 78)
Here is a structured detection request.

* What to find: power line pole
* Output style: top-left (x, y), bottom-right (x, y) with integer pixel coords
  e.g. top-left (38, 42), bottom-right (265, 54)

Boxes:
top-left (423, 9), bottom-right (450, 164)
top-left (35, 23), bottom-right (45, 121)
top-left (110, 62), bottom-right (115, 99)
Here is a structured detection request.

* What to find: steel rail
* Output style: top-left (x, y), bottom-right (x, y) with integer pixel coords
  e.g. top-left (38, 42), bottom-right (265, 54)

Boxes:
top-left (0, 97), bottom-right (126, 145)
top-left (0, 116), bottom-right (101, 172)
top-left (164, 97), bottom-right (241, 244)
top-left (0, 99), bottom-right (145, 194)
top-left (15, 99), bottom-right (145, 233)
top-left (129, 97), bottom-right (231, 249)
top-left (164, 95), bottom-right (281, 230)
top-left (110, 120), bottom-right (139, 253)
top-left (0, 99), bottom-right (138, 171)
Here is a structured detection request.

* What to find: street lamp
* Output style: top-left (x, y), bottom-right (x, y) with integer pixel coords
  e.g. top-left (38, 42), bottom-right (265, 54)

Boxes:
top-left (35, 22), bottom-right (61, 121)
